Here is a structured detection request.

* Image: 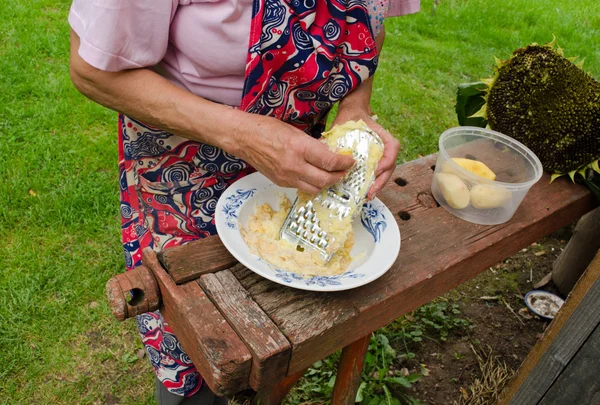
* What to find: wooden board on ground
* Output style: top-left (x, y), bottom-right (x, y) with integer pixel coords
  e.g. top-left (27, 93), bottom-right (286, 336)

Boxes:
top-left (499, 251), bottom-right (600, 405)
top-left (538, 323), bottom-right (600, 405)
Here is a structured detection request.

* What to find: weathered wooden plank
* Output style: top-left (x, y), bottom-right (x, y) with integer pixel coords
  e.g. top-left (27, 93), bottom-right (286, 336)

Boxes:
top-left (499, 251), bottom-right (600, 405)
top-left (538, 323), bottom-right (600, 405)
top-left (157, 235), bottom-right (238, 284)
top-left (142, 248), bottom-right (252, 395)
top-left (232, 154), bottom-right (596, 375)
top-left (331, 335), bottom-right (371, 405)
top-left (198, 267), bottom-right (292, 391)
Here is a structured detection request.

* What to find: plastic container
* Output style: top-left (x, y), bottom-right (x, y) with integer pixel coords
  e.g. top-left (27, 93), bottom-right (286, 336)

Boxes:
top-left (431, 127), bottom-right (543, 225)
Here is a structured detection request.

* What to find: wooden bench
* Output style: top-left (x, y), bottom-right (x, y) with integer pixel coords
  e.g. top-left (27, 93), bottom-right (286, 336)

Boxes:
top-left (106, 153), bottom-right (596, 404)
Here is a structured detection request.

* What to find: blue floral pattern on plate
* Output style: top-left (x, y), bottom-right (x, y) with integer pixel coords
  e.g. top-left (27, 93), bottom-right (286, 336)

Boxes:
top-left (274, 268), bottom-right (366, 286)
top-left (222, 188), bottom-right (256, 230)
top-left (361, 201), bottom-right (387, 243)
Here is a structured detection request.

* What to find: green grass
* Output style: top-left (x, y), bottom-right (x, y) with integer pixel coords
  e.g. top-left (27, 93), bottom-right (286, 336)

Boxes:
top-left (1, 0), bottom-right (599, 403)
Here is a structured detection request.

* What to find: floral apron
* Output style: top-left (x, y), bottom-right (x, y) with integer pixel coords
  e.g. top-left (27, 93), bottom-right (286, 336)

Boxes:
top-left (124, 0), bottom-right (380, 397)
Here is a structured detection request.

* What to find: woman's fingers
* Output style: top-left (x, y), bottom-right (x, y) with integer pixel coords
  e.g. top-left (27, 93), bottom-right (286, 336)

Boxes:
top-left (295, 179), bottom-right (323, 196)
top-left (304, 140), bottom-right (355, 172)
top-left (367, 123), bottom-right (401, 199)
top-left (299, 163), bottom-right (348, 192)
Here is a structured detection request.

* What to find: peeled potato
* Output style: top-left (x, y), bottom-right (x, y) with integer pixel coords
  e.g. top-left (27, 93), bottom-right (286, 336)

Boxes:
top-left (442, 158), bottom-right (496, 181)
top-left (435, 173), bottom-right (470, 209)
top-left (470, 184), bottom-right (512, 209)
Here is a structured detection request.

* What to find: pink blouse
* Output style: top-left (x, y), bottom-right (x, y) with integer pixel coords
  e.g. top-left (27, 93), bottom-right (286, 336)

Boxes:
top-left (388, 0), bottom-right (420, 16)
top-left (69, 0), bottom-right (416, 107)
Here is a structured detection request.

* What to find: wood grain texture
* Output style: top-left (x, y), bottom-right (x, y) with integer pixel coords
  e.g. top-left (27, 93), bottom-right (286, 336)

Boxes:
top-left (231, 155), bottom-right (596, 375)
top-left (331, 335), bottom-right (371, 405)
top-left (105, 265), bottom-right (161, 321)
top-left (106, 273), bottom-right (127, 321)
top-left (538, 324), bottom-right (600, 405)
top-left (499, 251), bottom-right (600, 405)
top-left (142, 248), bottom-right (252, 396)
top-left (157, 235), bottom-right (237, 284)
top-left (198, 267), bottom-right (291, 391)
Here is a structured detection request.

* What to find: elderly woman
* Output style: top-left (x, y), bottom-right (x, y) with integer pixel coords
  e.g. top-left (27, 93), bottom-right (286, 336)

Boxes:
top-left (69, 0), bottom-right (416, 402)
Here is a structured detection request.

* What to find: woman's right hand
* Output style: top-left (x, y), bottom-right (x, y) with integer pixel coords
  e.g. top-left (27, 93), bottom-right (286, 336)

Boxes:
top-left (233, 114), bottom-right (355, 195)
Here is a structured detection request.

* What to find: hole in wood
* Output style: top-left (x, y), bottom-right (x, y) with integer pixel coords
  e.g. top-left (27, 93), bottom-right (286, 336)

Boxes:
top-left (395, 178), bottom-right (408, 187)
top-left (398, 211), bottom-right (411, 221)
top-left (127, 288), bottom-right (145, 307)
top-left (431, 165), bottom-right (436, 171)
top-left (465, 154), bottom-right (477, 160)
top-left (417, 192), bottom-right (440, 208)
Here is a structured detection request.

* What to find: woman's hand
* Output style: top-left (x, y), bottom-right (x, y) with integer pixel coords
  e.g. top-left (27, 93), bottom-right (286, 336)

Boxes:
top-left (233, 114), bottom-right (356, 195)
top-left (332, 104), bottom-right (401, 199)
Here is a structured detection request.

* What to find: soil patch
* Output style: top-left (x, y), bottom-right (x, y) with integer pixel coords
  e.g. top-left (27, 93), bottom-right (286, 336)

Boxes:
top-left (409, 227), bottom-right (572, 404)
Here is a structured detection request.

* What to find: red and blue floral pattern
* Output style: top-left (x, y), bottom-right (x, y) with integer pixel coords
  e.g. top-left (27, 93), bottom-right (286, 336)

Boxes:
top-left (241, 0), bottom-right (380, 135)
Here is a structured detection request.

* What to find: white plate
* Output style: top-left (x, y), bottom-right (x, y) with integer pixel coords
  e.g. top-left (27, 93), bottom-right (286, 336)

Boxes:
top-left (524, 290), bottom-right (565, 319)
top-left (215, 172), bottom-right (401, 292)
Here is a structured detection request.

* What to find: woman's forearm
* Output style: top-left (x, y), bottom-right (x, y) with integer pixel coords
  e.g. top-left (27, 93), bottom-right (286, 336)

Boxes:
top-left (69, 29), bottom-right (247, 156)
top-left (69, 29), bottom-right (355, 194)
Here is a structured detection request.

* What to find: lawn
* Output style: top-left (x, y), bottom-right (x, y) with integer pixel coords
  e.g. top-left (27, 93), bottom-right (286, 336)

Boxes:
top-left (1, 0), bottom-right (598, 404)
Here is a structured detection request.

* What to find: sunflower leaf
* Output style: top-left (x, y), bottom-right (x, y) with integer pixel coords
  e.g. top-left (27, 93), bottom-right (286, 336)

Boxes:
top-left (456, 82), bottom-right (488, 127)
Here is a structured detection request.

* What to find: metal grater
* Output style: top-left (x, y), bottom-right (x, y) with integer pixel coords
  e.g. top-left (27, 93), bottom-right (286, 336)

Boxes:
top-left (280, 126), bottom-right (384, 262)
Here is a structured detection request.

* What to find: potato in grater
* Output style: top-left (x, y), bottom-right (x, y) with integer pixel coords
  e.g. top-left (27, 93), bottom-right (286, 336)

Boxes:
top-left (280, 120), bottom-right (384, 263)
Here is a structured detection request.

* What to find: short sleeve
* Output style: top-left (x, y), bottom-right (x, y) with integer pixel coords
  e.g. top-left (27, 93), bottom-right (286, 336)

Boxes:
top-left (69, 0), bottom-right (178, 72)
top-left (387, 0), bottom-right (420, 17)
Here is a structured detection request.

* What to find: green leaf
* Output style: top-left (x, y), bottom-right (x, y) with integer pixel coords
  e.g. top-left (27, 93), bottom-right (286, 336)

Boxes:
top-left (328, 375), bottom-right (337, 388)
top-left (568, 169), bottom-right (578, 182)
top-left (365, 352), bottom-right (375, 367)
top-left (582, 171), bottom-right (600, 202)
top-left (367, 397), bottom-right (382, 405)
top-left (356, 381), bottom-right (367, 403)
top-left (376, 334), bottom-right (390, 346)
top-left (383, 385), bottom-right (393, 405)
top-left (455, 82), bottom-right (488, 127)
top-left (384, 377), bottom-right (412, 388)
top-left (407, 373), bottom-right (423, 383)
top-left (382, 386), bottom-right (401, 405)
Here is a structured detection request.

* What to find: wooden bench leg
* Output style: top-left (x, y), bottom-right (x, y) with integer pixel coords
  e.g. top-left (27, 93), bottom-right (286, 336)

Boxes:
top-left (254, 367), bottom-right (308, 405)
top-left (331, 334), bottom-right (371, 405)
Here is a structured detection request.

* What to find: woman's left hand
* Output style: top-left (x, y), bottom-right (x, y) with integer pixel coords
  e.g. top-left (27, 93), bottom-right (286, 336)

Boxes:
top-left (331, 104), bottom-right (401, 200)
